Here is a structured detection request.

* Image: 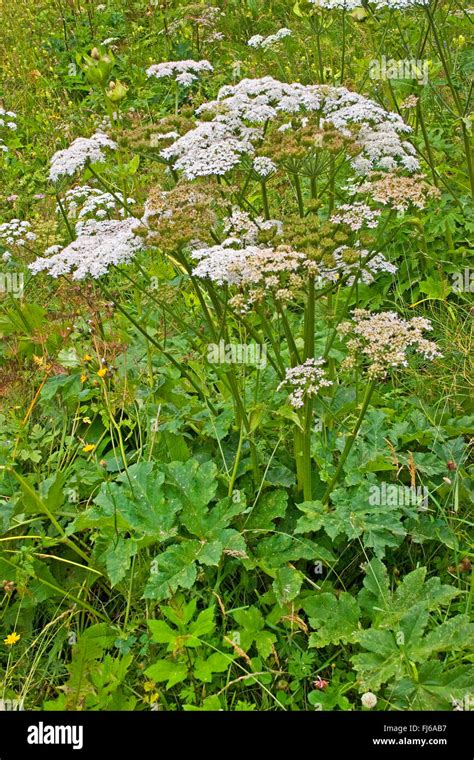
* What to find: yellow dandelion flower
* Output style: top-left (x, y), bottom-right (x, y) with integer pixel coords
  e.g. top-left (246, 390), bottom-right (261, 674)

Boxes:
top-left (80, 374), bottom-right (88, 383)
top-left (4, 632), bottom-right (20, 646)
top-left (97, 368), bottom-right (108, 378)
top-left (83, 354), bottom-right (93, 362)
top-left (82, 444), bottom-right (95, 453)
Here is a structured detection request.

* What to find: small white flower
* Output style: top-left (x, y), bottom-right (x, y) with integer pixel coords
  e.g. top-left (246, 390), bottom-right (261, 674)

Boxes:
top-left (146, 59), bottom-right (213, 83)
top-left (29, 218), bottom-right (143, 280)
top-left (277, 358), bottom-right (333, 409)
top-left (49, 131), bottom-right (117, 182)
top-left (248, 28), bottom-right (292, 50)
top-left (252, 156), bottom-right (277, 178)
top-left (361, 692), bottom-right (378, 709)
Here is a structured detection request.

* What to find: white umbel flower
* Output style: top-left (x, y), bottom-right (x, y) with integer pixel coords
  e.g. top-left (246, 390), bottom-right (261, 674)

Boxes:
top-left (191, 240), bottom-right (305, 287)
top-left (61, 185), bottom-right (134, 220)
top-left (330, 203), bottom-right (381, 230)
top-left (0, 108), bottom-right (18, 153)
top-left (146, 59), bottom-right (213, 85)
top-left (252, 156), bottom-right (277, 177)
top-left (224, 209), bottom-right (282, 244)
top-left (0, 219), bottom-right (36, 247)
top-left (29, 218), bottom-right (143, 280)
top-left (277, 358), bottom-right (333, 409)
top-left (338, 309), bottom-right (443, 378)
top-left (248, 28), bottom-right (292, 49)
top-left (310, 0), bottom-right (428, 8)
top-left (49, 131), bottom-right (117, 182)
top-left (171, 77), bottom-right (419, 178)
top-left (161, 119), bottom-right (256, 179)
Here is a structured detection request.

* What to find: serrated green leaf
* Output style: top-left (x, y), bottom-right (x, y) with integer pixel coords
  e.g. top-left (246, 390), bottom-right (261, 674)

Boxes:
top-left (148, 620), bottom-right (177, 644)
top-left (189, 607), bottom-right (215, 637)
top-left (145, 659), bottom-right (188, 689)
top-left (254, 630), bottom-right (277, 659)
top-left (103, 537), bottom-right (138, 586)
top-left (305, 592), bottom-right (361, 647)
top-left (193, 652), bottom-right (232, 682)
top-left (143, 542), bottom-right (199, 600)
top-left (245, 490), bottom-right (287, 532)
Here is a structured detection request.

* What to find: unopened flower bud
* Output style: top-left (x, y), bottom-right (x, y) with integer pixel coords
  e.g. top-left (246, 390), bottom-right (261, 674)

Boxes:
top-left (106, 79), bottom-right (128, 102)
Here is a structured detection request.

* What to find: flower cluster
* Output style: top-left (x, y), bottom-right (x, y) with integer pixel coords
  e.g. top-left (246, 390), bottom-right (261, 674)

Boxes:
top-left (139, 183), bottom-right (224, 251)
top-left (252, 156), bottom-right (277, 178)
top-left (355, 172), bottom-right (440, 211)
top-left (330, 203), bottom-right (381, 231)
top-left (61, 186), bottom-right (135, 221)
top-left (0, 219), bottom-right (36, 259)
top-left (29, 218), bottom-right (143, 280)
top-left (163, 77), bottom-right (419, 179)
top-left (247, 28), bottom-right (292, 50)
top-left (277, 358), bottom-right (332, 409)
top-left (321, 245), bottom-right (397, 285)
top-left (191, 240), bottom-right (312, 309)
top-left (310, 0), bottom-right (428, 8)
top-left (400, 95), bottom-right (419, 110)
top-left (0, 107), bottom-right (17, 153)
top-left (224, 208), bottom-right (282, 245)
top-left (338, 309), bottom-right (442, 378)
top-left (146, 59), bottom-right (213, 87)
top-left (49, 131), bottom-right (117, 182)
top-left (161, 119), bottom-right (256, 179)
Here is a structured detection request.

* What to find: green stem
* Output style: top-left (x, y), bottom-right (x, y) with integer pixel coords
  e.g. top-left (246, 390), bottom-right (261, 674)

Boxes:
top-left (340, 10), bottom-right (346, 84)
top-left (98, 281), bottom-right (212, 407)
top-left (425, 6), bottom-right (474, 196)
top-left (293, 173), bottom-right (305, 217)
top-left (87, 164), bottom-right (134, 214)
top-left (56, 193), bottom-right (75, 241)
top-left (322, 380), bottom-right (375, 505)
top-left (227, 425), bottom-right (244, 497)
top-left (260, 180), bottom-right (270, 220)
top-left (300, 275), bottom-right (316, 499)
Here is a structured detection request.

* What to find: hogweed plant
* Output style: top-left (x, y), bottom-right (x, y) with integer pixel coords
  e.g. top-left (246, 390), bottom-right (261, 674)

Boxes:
top-left (2, 0), bottom-right (472, 713)
top-left (29, 74), bottom-right (443, 502)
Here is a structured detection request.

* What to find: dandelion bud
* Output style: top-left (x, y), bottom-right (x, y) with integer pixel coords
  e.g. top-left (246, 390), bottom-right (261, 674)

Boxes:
top-left (91, 47), bottom-right (100, 60)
